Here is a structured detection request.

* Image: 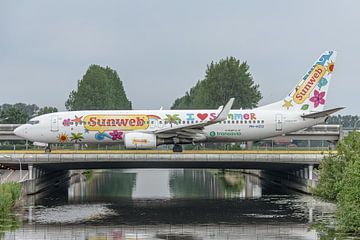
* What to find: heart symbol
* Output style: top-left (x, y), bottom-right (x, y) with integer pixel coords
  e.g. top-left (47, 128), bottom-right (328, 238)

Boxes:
top-left (197, 113), bottom-right (208, 121)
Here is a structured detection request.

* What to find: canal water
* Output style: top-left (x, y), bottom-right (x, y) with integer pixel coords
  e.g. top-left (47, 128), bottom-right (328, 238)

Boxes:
top-left (1, 169), bottom-right (341, 239)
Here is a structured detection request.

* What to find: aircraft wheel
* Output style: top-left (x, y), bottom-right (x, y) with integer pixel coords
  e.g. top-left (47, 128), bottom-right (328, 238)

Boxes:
top-left (173, 144), bottom-right (183, 152)
top-left (45, 146), bottom-right (51, 153)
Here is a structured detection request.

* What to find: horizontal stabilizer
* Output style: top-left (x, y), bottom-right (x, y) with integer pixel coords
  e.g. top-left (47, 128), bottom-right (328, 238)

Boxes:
top-left (301, 107), bottom-right (345, 119)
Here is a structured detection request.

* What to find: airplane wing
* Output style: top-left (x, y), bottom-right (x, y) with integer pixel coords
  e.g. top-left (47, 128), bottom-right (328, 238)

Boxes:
top-left (154, 98), bottom-right (235, 139)
top-left (301, 107), bottom-right (345, 119)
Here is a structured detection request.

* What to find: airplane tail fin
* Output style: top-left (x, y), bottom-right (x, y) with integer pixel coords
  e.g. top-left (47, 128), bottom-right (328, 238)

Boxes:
top-left (259, 50), bottom-right (337, 112)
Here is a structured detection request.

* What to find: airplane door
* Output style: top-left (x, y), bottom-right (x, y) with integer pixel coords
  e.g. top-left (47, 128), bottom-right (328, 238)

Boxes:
top-left (275, 114), bottom-right (283, 131)
top-left (51, 116), bottom-right (59, 132)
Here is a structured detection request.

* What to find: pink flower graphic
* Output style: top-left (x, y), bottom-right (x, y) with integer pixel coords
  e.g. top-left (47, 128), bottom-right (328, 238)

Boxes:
top-left (109, 130), bottom-right (123, 141)
top-left (310, 90), bottom-right (325, 108)
top-left (63, 119), bottom-right (71, 126)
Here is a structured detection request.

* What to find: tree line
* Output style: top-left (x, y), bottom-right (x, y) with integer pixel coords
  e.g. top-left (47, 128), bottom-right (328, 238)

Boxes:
top-left (0, 104), bottom-right (58, 124)
top-left (327, 115), bottom-right (360, 129)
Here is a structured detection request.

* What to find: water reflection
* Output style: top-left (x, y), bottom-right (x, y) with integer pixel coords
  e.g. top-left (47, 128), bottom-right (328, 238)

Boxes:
top-left (0, 213), bottom-right (20, 240)
top-left (2, 169), bottom-right (345, 239)
top-left (170, 170), bottom-right (262, 199)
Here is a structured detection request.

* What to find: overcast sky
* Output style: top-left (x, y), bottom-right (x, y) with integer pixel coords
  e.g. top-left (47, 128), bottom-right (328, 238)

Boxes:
top-left (0, 0), bottom-right (358, 114)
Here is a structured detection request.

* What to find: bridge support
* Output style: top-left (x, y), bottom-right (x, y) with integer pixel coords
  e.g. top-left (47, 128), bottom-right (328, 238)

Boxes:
top-left (309, 164), bottom-right (313, 180)
top-left (28, 164), bottom-right (33, 180)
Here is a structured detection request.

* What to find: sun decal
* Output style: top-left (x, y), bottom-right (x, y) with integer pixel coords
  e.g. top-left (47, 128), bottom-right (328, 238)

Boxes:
top-left (57, 133), bottom-right (69, 143)
top-left (326, 61), bottom-right (335, 74)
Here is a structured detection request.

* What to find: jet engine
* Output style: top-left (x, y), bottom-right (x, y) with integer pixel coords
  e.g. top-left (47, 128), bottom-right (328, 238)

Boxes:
top-left (124, 132), bottom-right (157, 149)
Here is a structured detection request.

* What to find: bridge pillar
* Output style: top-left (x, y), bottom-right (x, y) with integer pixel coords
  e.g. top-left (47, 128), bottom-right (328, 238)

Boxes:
top-left (299, 168), bottom-right (304, 178)
top-left (304, 167), bottom-right (309, 179)
top-left (28, 164), bottom-right (33, 180)
top-left (309, 164), bottom-right (314, 180)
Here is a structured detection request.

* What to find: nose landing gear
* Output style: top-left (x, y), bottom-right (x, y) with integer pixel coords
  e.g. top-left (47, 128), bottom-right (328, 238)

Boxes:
top-left (45, 145), bottom-right (51, 153)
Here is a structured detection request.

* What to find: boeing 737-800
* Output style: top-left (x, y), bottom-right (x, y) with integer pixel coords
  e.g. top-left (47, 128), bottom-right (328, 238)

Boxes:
top-left (14, 51), bottom-right (343, 152)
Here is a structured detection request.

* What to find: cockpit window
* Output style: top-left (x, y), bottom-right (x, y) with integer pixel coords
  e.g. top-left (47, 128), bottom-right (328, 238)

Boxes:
top-left (27, 120), bottom-right (40, 125)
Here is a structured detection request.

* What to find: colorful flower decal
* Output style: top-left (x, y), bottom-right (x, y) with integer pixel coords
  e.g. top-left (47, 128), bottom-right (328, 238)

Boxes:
top-left (63, 119), bottom-right (71, 126)
top-left (326, 61), bottom-right (335, 74)
top-left (282, 99), bottom-right (293, 110)
top-left (57, 133), bottom-right (69, 142)
top-left (318, 78), bottom-right (328, 90)
top-left (310, 90), bottom-right (326, 108)
top-left (109, 130), bottom-right (123, 140)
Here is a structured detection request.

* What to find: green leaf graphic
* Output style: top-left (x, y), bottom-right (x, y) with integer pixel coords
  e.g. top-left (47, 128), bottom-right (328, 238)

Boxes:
top-left (301, 104), bottom-right (309, 110)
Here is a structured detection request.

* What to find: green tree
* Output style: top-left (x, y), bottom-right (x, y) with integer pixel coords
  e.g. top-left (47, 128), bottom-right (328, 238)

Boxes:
top-left (314, 131), bottom-right (360, 233)
top-left (327, 115), bottom-right (359, 129)
top-left (0, 107), bottom-right (29, 124)
top-left (172, 57), bottom-right (262, 109)
top-left (313, 154), bottom-right (345, 201)
top-left (37, 106), bottom-right (58, 116)
top-left (65, 65), bottom-right (132, 110)
top-left (337, 160), bottom-right (360, 233)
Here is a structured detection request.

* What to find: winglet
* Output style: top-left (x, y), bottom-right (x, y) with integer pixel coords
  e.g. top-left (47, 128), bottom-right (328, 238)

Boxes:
top-left (212, 98), bottom-right (235, 122)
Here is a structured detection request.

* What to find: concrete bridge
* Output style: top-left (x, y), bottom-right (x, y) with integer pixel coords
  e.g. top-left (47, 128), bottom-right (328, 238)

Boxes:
top-left (0, 150), bottom-right (327, 171)
top-left (0, 150), bottom-right (328, 195)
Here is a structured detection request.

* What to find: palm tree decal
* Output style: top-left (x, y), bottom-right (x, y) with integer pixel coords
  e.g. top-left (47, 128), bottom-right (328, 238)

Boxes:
top-left (164, 114), bottom-right (181, 127)
top-left (70, 132), bottom-right (84, 143)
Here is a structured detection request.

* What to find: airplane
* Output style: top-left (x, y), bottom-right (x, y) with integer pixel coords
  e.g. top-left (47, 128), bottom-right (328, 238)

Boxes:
top-left (14, 50), bottom-right (343, 153)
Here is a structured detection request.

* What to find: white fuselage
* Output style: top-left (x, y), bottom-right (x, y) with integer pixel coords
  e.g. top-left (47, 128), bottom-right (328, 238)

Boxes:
top-left (15, 109), bottom-right (325, 145)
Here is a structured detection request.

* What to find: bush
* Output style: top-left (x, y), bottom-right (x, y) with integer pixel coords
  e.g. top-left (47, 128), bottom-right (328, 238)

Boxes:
top-left (337, 160), bottom-right (360, 233)
top-left (313, 154), bottom-right (346, 201)
top-left (315, 131), bottom-right (360, 233)
top-left (0, 183), bottom-right (21, 214)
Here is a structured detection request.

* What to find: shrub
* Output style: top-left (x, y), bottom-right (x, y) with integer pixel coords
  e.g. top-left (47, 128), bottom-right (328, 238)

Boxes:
top-left (0, 183), bottom-right (21, 214)
top-left (313, 154), bottom-right (346, 201)
top-left (337, 160), bottom-right (360, 233)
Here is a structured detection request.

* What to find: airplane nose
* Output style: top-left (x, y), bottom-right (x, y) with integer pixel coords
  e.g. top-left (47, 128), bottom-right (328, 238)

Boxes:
top-left (14, 125), bottom-right (25, 138)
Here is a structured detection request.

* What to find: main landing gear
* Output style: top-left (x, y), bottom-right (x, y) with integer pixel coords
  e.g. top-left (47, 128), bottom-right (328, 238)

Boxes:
top-left (173, 144), bottom-right (183, 153)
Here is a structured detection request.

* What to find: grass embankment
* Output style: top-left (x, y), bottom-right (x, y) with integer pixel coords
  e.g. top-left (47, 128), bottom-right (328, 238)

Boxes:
top-left (0, 182), bottom-right (21, 214)
top-left (314, 131), bottom-right (360, 234)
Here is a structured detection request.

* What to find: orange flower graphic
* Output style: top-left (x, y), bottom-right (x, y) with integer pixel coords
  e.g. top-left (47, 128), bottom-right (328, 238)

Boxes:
top-left (57, 133), bottom-right (69, 143)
